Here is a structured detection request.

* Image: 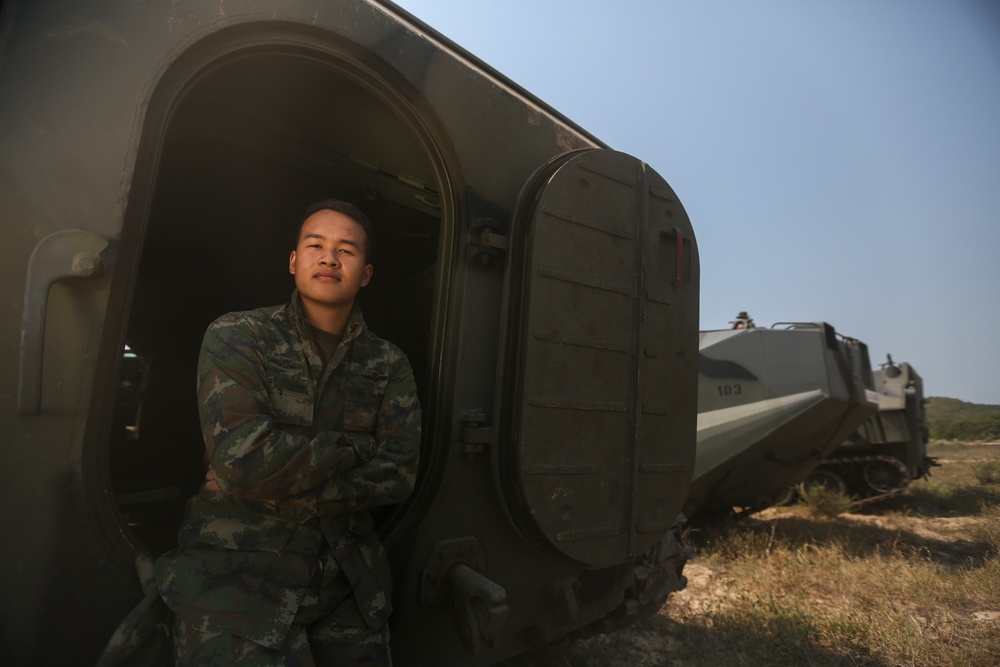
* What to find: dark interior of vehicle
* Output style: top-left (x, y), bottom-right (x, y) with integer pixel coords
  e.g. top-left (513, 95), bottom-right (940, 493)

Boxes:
top-left (108, 52), bottom-right (444, 555)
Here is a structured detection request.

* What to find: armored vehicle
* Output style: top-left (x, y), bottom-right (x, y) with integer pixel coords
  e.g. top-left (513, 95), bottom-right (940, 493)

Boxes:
top-left (803, 356), bottom-right (935, 505)
top-left (0, 1), bottom-right (699, 664)
top-left (688, 321), bottom-right (877, 518)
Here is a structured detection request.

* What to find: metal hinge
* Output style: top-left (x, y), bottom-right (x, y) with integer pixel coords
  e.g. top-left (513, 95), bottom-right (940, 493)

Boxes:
top-left (470, 223), bottom-right (507, 266)
top-left (459, 410), bottom-right (495, 459)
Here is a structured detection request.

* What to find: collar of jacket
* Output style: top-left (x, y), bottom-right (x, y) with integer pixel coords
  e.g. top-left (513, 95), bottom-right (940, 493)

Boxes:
top-left (286, 289), bottom-right (367, 343)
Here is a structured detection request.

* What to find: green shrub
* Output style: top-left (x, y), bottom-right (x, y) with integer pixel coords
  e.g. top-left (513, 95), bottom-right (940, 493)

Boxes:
top-left (797, 484), bottom-right (854, 517)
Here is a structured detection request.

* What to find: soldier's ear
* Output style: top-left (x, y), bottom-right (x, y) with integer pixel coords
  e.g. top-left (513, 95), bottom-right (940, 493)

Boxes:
top-left (289, 250), bottom-right (297, 275)
top-left (361, 263), bottom-right (373, 287)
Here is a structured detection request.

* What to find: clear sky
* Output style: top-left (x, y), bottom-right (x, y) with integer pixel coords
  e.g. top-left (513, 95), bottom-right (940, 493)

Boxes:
top-left (393, 0), bottom-right (1000, 406)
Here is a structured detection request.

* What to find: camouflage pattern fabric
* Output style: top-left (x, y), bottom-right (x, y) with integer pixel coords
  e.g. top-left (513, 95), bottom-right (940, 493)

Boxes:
top-left (96, 552), bottom-right (174, 666)
top-left (154, 291), bottom-right (420, 662)
top-left (170, 566), bottom-right (390, 666)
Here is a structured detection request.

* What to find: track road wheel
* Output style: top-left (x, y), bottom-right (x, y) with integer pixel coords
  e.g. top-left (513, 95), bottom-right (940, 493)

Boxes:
top-left (800, 468), bottom-right (847, 496)
top-left (862, 460), bottom-right (908, 494)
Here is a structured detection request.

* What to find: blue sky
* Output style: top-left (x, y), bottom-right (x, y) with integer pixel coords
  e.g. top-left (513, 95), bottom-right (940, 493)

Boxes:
top-left (394, 0), bottom-right (1000, 405)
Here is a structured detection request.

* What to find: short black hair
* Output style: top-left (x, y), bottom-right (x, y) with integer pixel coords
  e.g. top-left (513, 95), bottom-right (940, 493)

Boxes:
top-left (295, 198), bottom-right (376, 263)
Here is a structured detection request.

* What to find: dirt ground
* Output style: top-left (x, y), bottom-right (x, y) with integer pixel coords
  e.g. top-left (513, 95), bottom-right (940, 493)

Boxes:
top-left (507, 445), bottom-right (1000, 666)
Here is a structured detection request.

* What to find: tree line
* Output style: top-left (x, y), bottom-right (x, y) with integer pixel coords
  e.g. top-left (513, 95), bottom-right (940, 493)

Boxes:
top-left (927, 396), bottom-right (1000, 441)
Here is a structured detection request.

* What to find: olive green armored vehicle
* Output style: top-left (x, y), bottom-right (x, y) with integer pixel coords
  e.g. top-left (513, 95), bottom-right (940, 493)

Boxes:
top-left (802, 356), bottom-right (935, 505)
top-left (688, 320), bottom-right (877, 518)
top-left (0, 1), bottom-right (699, 664)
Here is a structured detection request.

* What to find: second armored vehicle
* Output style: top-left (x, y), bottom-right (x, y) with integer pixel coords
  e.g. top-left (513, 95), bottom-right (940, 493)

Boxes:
top-left (688, 320), bottom-right (878, 519)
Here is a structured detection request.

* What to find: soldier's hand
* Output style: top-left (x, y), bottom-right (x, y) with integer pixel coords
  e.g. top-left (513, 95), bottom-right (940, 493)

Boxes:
top-left (204, 469), bottom-right (276, 506)
top-left (204, 468), bottom-right (220, 492)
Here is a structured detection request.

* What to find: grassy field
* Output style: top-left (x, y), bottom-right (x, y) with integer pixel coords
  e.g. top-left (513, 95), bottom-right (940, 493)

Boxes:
top-left (506, 442), bottom-right (1000, 667)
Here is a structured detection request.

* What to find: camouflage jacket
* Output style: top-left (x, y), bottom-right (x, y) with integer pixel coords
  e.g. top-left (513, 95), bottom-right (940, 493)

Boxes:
top-left (154, 292), bottom-right (421, 649)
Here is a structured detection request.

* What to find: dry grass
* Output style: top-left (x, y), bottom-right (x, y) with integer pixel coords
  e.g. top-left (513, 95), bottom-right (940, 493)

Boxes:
top-left (973, 460), bottom-right (1000, 485)
top-left (504, 441), bottom-right (1000, 667)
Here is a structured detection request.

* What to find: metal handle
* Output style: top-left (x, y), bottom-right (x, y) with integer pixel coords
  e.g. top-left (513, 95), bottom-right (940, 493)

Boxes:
top-left (18, 229), bottom-right (110, 415)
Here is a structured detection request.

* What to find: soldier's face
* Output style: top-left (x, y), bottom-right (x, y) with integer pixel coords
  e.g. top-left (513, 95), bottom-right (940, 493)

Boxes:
top-left (289, 210), bottom-right (373, 311)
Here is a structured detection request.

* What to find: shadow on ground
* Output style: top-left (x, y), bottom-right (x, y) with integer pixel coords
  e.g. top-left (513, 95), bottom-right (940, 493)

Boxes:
top-left (498, 608), bottom-right (893, 667)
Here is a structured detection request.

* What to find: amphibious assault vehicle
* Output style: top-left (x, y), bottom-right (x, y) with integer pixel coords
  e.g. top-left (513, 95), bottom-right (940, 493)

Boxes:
top-left (688, 321), bottom-right (877, 519)
top-left (0, 1), bottom-right (699, 664)
top-left (803, 356), bottom-right (935, 506)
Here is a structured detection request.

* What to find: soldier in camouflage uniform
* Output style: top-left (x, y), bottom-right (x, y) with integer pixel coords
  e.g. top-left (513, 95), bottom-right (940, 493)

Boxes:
top-left (154, 199), bottom-right (421, 665)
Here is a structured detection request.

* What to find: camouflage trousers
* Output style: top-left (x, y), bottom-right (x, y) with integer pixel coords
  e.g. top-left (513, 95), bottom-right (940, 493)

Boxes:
top-left (171, 556), bottom-right (391, 666)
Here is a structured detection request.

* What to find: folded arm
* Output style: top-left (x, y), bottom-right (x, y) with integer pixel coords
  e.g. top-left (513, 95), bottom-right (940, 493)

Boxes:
top-left (198, 317), bottom-right (358, 502)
